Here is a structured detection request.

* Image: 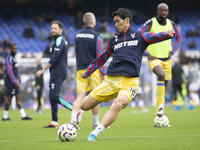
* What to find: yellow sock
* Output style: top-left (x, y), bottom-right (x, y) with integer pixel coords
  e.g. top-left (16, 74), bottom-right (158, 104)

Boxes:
top-left (156, 81), bottom-right (165, 114)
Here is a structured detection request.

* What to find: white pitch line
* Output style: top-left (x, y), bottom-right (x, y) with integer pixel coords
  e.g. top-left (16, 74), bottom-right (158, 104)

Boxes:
top-left (0, 134), bottom-right (199, 142)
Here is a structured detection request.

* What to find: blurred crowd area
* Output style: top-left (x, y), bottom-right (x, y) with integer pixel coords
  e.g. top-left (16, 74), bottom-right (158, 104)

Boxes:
top-left (0, 0), bottom-right (200, 108)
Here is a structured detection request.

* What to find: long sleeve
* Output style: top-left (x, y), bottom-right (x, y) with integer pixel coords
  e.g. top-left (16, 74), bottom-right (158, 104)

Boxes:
top-left (85, 42), bottom-right (113, 77)
top-left (96, 36), bottom-right (106, 76)
top-left (138, 19), bottom-right (152, 32)
top-left (6, 56), bottom-right (18, 84)
top-left (171, 22), bottom-right (182, 54)
top-left (138, 20), bottom-right (152, 55)
top-left (141, 31), bottom-right (171, 45)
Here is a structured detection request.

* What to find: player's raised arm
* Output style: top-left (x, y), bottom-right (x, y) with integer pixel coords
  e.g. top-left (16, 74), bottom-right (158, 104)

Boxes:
top-left (81, 42), bottom-right (113, 78)
top-left (141, 29), bottom-right (175, 45)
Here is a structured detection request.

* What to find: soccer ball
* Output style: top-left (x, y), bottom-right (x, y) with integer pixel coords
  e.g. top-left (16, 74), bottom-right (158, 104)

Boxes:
top-left (154, 115), bottom-right (169, 127)
top-left (57, 123), bottom-right (77, 142)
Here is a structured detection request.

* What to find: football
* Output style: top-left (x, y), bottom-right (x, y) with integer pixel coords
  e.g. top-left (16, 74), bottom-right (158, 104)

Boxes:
top-left (57, 123), bottom-right (77, 142)
top-left (154, 115), bottom-right (169, 127)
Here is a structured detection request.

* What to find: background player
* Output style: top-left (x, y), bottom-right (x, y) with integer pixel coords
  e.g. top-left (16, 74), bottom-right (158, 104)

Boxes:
top-left (70, 12), bottom-right (106, 129)
top-left (138, 3), bottom-right (182, 118)
top-left (2, 43), bottom-right (32, 121)
top-left (35, 58), bottom-right (44, 114)
top-left (36, 20), bottom-right (73, 128)
top-left (80, 8), bottom-right (176, 141)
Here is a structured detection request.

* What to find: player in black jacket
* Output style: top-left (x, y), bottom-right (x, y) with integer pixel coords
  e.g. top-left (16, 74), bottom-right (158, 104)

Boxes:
top-left (36, 20), bottom-right (72, 128)
top-left (35, 58), bottom-right (44, 113)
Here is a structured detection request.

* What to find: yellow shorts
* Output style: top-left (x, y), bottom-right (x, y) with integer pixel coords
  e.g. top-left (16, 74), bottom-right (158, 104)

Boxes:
top-left (89, 75), bottom-right (139, 103)
top-left (148, 59), bottom-right (172, 80)
top-left (77, 69), bottom-right (102, 93)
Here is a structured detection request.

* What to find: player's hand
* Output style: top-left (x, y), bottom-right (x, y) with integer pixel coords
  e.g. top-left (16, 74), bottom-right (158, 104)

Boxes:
top-left (81, 72), bottom-right (87, 79)
top-left (169, 51), bottom-right (173, 56)
top-left (18, 77), bottom-right (21, 84)
top-left (36, 69), bottom-right (43, 77)
top-left (101, 75), bottom-right (105, 81)
top-left (147, 54), bottom-right (156, 60)
top-left (36, 85), bottom-right (40, 90)
top-left (167, 29), bottom-right (175, 38)
top-left (14, 84), bottom-right (19, 88)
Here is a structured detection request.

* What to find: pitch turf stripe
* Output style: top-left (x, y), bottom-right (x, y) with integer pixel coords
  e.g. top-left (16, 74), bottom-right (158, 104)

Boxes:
top-left (100, 134), bottom-right (200, 139)
top-left (0, 135), bottom-right (199, 142)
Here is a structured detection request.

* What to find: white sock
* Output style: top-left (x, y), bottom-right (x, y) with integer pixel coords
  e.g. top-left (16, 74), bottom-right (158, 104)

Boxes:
top-left (50, 121), bottom-right (58, 125)
top-left (93, 115), bottom-right (100, 125)
top-left (71, 111), bottom-right (78, 122)
top-left (19, 108), bottom-right (26, 118)
top-left (158, 104), bottom-right (164, 110)
top-left (3, 110), bottom-right (9, 119)
top-left (91, 123), bottom-right (105, 137)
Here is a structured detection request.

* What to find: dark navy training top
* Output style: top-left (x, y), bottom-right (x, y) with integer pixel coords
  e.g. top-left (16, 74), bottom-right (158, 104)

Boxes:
top-left (74, 27), bottom-right (106, 75)
top-left (49, 35), bottom-right (68, 78)
top-left (85, 26), bottom-right (173, 77)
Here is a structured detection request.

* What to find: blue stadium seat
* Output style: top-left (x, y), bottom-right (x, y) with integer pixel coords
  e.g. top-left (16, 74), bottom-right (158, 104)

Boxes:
top-left (0, 12), bottom-right (199, 54)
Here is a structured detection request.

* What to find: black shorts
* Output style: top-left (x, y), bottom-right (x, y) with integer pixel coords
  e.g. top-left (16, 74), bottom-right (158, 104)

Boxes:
top-left (5, 81), bottom-right (20, 96)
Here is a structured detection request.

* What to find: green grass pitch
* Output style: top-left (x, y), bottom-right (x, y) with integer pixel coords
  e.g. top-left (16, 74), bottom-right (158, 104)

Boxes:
top-left (0, 106), bottom-right (200, 150)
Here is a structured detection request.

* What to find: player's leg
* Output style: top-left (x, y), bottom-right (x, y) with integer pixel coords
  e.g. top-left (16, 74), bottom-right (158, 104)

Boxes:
top-left (152, 65), bottom-right (165, 116)
top-left (70, 92), bottom-right (86, 129)
top-left (16, 93), bottom-right (22, 109)
top-left (2, 95), bottom-right (12, 120)
top-left (172, 84), bottom-right (178, 100)
top-left (4, 96), bottom-right (12, 110)
top-left (45, 88), bottom-right (59, 127)
top-left (2, 82), bottom-right (14, 120)
top-left (43, 76), bottom-right (62, 128)
top-left (87, 95), bottom-right (129, 141)
top-left (56, 77), bottom-right (73, 110)
top-left (148, 59), bottom-right (165, 116)
top-left (81, 76), bottom-right (119, 141)
top-left (86, 76), bottom-right (138, 141)
top-left (103, 94), bottom-right (129, 127)
top-left (177, 84), bottom-right (185, 100)
top-left (81, 95), bottom-right (102, 111)
top-left (70, 70), bottom-right (88, 129)
top-left (36, 88), bottom-right (42, 112)
top-left (80, 95), bottom-right (101, 131)
top-left (91, 104), bottom-right (100, 128)
top-left (89, 69), bottom-right (102, 128)
top-left (16, 93), bottom-right (32, 120)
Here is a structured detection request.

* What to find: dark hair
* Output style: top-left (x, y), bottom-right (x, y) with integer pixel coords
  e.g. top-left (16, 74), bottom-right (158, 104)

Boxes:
top-left (10, 43), bottom-right (17, 48)
top-left (112, 8), bottom-right (132, 24)
top-left (51, 20), bottom-right (63, 29)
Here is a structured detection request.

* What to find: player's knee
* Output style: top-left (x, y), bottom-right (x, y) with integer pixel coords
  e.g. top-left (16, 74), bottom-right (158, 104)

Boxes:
top-left (49, 94), bottom-right (59, 103)
top-left (80, 97), bottom-right (89, 111)
top-left (80, 101), bottom-right (89, 111)
top-left (80, 96), bottom-right (95, 111)
top-left (112, 100), bottom-right (127, 112)
top-left (157, 72), bottom-right (165, 80)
